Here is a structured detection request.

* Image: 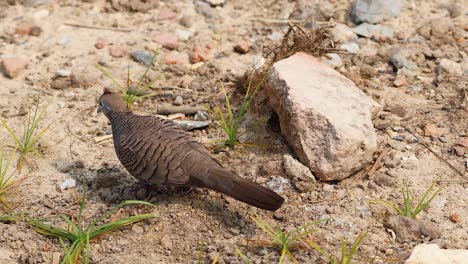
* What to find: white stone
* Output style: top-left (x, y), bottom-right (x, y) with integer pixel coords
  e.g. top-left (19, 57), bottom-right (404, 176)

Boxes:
top-left (56, 69), bottom-right (71, 77)
top-left (340, 42), bottom-right (360, 54)
top-left (331, 23), bottom-right (357, 43)
top-left (406, 244), bottom-right (468, 264)
top-left (438, 59), bottom-right (463, 76)
top-left (353, 23), bottom-right (394, 39)
top-left (266, 52), bottom-right (380, 181)
top-left (352, 0), bottom-right (402, 24)
top-left (321, 53), bottom-right (343, 68)
top-left (175, 29), bottom-right (193, 41)
top-left (60, 179), bottom-right (76, 190)
top-left (283, 154), bottom-right (316, 182)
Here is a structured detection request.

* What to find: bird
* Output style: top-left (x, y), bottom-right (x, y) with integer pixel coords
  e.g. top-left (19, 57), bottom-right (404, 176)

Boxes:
top-left (97, 88), bottom-right (284, 211)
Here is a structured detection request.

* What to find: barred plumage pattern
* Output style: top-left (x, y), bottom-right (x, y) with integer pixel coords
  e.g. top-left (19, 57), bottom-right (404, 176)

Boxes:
top-left (99, 91), bottom-right (284, 211)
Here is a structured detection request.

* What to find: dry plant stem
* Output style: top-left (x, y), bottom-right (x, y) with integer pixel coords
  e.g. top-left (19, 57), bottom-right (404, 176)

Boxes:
top-left (94, 135), bottom-right (113, 144)
top-left (405, 128), bottom-right (468, 183)
top-left (309, 189), bottom-right (355, 204)
top-left (64, 22), bottom-right (132, 32)
top-left (367, 147), bottom-right (390, 177)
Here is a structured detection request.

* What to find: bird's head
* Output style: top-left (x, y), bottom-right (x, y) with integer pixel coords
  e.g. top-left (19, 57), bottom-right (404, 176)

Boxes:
top-left (97, 88), bottom-right (127, 117)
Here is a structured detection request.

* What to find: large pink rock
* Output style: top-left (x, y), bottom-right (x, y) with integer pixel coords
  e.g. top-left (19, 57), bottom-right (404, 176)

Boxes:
top-left (266, 52), bottom-right (380, 181)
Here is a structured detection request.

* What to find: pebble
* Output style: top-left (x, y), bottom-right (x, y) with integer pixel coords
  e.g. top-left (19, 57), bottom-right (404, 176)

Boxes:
top-left (95, 37), bottom-right (107, 49)
top-left (154, 33), bottom-right (178, 50)
top-left (358, 206), bottom-right (372, 218)
top-left (179, 15), bottom-right (193, 27)
top-left (190, 47), bottom-right (210, 63)
top-left (55, 69), bottom-right (71, 77)
top-left (234, 40), bottom-right (251, 54)
top-left (438, 59), bottom-right (463, 76)
top-left (331, 23), bottom-right (357, 43)
top-left (173, 95), bottom-right (183, 106)
top-left (60, 179), bottom-right (77, 190)
top-left (15, 24), bottom-right (41, 36)
top-left (131, 224), bottom-right (144, 235)
top-left (353, 23), bottom-right (394, 40)
top-left (352, 0), bottom-right (401, 24)
top-left (173, 120), bottom-right (211, 131)
top-left (24, 0), bottom-right (49, 7)
top-left (393, 74), bottom-right (407, 87)
top-left (130, 50), bottom-right (153, 66)
top-left (424, 124), bottom-right (442, 137)
top-left (449, 213), bottom-right (460, 223)
top-left (453, 146), bottom-right (465, 156)
top-left (321, 53), bottom-right (343, 68)
top-left (1, 57), bottom-right (29, 79)
top-left (109, 46), bottom-right (127, 58)
top-left (195, 0), bottom-right (217, 18)
top-left (158, 7), bottom-right (177, 20)
top-left (194, 111), bottom-right (209, 121)
top-left (438, 135), bottom-right (448, 143)
top-left (164, 51), bottom-right (189, 65)
top-left (268, 32), bottom-right (283, 41)
top-left (265, 176), bottom-right (290, 193)
top-left (57, 36), bottom-right (71, 46)
top-left (175, 29), bottom-right (193, 41)
top-left (340, 42), bottom-right (359, 54)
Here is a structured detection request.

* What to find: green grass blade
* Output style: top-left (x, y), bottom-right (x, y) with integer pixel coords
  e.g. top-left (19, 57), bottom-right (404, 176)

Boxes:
top-left (197, 242), bottom-right (204, 264)
top-left (84, 232), bottom-right (90, 264)
top-left (77, 183), bottom-right (88, 230)
top-left (305, 238), bottom-right (331, 261)
top-left (59, 238), bottom-right (74, 264)
top-left (88, 214), bottom-right (154, 240)
top-left (345, 233), bottom-right (367, 264)
top-left (369, 200), bottom-right (403, 216)
top-left (403, 187), bottom-right (412, 217)
top-left (1, 119), bottom-right (23, 150)
top-left (412, 183), bottom-right (442, 218)
top-left (340, 240), bottom-right (347, 264)
top-left (27, 218), bottom-right (77, 241)
top-left (135, 51), bottom-right (158, 90)
top-left (235, 249), bottom-right (252, 264)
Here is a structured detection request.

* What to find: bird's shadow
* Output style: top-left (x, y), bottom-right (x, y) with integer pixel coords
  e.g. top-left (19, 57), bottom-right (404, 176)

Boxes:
top-left (84, 168), bottom-right (257, 233)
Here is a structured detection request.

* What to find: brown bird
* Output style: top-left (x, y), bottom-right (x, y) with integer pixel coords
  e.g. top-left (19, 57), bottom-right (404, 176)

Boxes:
top-left (97, 89), bottom-right (284, 211)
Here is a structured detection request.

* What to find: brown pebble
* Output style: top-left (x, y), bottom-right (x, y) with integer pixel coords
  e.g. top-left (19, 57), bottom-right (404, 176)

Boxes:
top-left (393, 74), bottom-right (407, 87)
top-left (424, 124), bottom-right (443, 137)
top-left (158, 7), bottom-right (177, 20)
top-left (109, 46), bottom-right (127, 58)
top-left (234, 40), bottom-right (251, 54)
top-left (95, 37), bottom-right (107, 49)
top-left (449, 213), bottom-right (460, 223)
top-left (1, 57), bottom-right (29, 79)
top-left (453, 146), bottom-right (465, 156)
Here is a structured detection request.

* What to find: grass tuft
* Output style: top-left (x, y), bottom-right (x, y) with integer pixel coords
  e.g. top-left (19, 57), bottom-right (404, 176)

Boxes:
top-left (0, 146), bottom-right (26, 209)
top-left (306, 233), bottom-right (367, 264)
top-left (208, 71), bottom-right (268, 147)
top-left (1, 95), bottom-right (49, 171)
top-left (369, 180), bottom-right (442, 218)
top-left (250, 212), bottom-right (322, 264)
top-left (20, 184), bottom-right (155, 264)
top-left (96, 50), bottom-right (164, 109)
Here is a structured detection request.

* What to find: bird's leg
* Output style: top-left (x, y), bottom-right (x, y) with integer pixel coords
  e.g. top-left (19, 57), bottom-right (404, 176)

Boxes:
top-left (169, 185), bottom-right (194, 196)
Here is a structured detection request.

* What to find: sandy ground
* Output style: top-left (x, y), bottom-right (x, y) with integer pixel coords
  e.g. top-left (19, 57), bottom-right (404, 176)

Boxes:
top-left (0, 0), bottom-right (467, 263)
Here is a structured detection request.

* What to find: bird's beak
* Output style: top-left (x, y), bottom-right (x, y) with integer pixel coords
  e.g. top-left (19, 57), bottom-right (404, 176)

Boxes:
top-left (97, 107), bottom-right (102, 113)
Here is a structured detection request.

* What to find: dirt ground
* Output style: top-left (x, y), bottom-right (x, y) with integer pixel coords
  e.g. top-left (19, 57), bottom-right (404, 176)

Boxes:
top-left (0, 0), bottom-right (467, 263)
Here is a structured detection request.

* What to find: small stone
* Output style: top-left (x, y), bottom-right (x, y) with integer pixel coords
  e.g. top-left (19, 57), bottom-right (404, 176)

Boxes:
top-left (164, 51), bottom-right (189, 65)
top-left (55, 69), bottom-right (71, 77)
top-left (95, 37), bottom-right (107, 49)
top-left (449, 213), bottom-right (460, 223)
top-left (194, 111), bottom-right (209, 121)
top-left (273, 211), bottom-right (285, 221)
top-left (195, 1), bottom-right (217, 18)
top-left (265, 177), bottom-right (290, 193)
top-left (321, 53), bottom-right (343, 68)
top-left (283, 154), bottom-right (316, 182)
top-left (24, 0), bottom-right (49, 7)
top-left (453, 146), bottom-right (465, 156)
top-left (29, 26), bottom-right (42, 36)
top-left (173, 120), bottom-right (211, 131)
top-left (456, 137), bottom-right (468, 148)
top-left (173, 95), bottom-right (183, 106)
top-left (154, 33), bottom-right (178, 50)
top-left (393, 74), bottom-right (407, 87)
top-left (130, 50), bottom-right (154, 66)
top-left (385, 215), bottom-right (440, 243)
top-left (175, 29), bottom-right (193, 41)
top-left (352, 0), bottom-right (401, 24)
top-left (430, 18), bottom-right (451, 39)
top-left (179, 15), bottom-right (193, 27)
top-left (190, 47), bottom-right (209, 63)
top-left (1, 57), bottom-right (29, 79)
top-left (131, 224), bottom-right (144, 234)
top-left (60, 179), bottom-right (77, 190)
top-left (353, 23), bottom-right (394, 40)
top-left (15, 24), bottom-right (33, 35)
top-left (359, 206), bottom-right (372, 218)
top-left (158, 7), bottom-right (177, 20)
top-left (438, 59), bottom-right (463, 76)
top-left (57, 36), bottom-right (71, 46)
top-left (438, 135), bottom-right (448, 143)
top-left (393, 135), bottom-right (405, 142)
top-left (330, 23), bottom-right (357, 43)
top-left (109, 46), bottom-right (127, 58)
top-left (385, 248), bottom-right (394, 256)
top-left (268, 32), bottom-right (283, 41)
top-left (405, 244), bottom-right (468, 264)
top-left (234, 40), bottom-right (251, 54)
top-left (424, 124), bottom-right (442, 137)
top-left (340, 42), bottom-right (359, 54)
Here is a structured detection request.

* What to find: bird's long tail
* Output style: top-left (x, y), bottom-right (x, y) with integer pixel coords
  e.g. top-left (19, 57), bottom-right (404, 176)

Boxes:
top-left (192, 166), bottom-right (284, 211)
